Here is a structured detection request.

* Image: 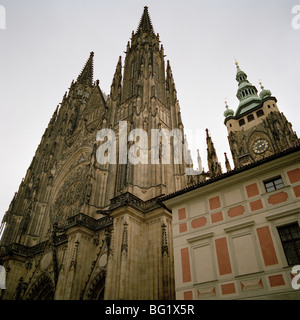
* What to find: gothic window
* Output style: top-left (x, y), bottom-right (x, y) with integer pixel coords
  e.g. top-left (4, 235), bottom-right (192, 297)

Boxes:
top-left (239, 119), bottom-right (245, 126)
top-left (130, 81), bottom-right (134, 95)
top-left (131, 61), bottom-right (135, 79)
top-left (24, 273), bottom-right (55, 300)
top-left (256, 109), bottom-right (264, 117)
top-left (277, 223), bottom-right (300, 265)
top-left (263, 176), bottom-right (284, 193)
top-left (247, 114), bottom-right (254, 122)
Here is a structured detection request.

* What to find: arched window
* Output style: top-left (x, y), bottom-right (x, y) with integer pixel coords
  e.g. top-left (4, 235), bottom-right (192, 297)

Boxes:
top-left (131, 61), bottom-right (135, 78)
top-left (23, 273), bottom-right (55, 300)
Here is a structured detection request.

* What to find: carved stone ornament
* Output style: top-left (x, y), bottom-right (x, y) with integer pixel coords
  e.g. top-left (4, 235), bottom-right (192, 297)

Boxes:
top-left (40, 252), bottom-right (52, 271)
top-left (99, 254), bottom-right (108, 268)
top-left (53, 167), bottom-right (86, 222)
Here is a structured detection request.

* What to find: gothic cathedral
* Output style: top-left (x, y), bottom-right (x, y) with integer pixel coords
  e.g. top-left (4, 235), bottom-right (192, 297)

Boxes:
top-left (0, 7), bottom-right (188, 300)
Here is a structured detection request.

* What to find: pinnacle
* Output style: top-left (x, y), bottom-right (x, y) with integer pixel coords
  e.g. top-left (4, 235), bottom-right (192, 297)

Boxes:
top-left (77, 52), bottom-right (94, 86)
top-left (111, 56), bottom-right (122, 86)
top-left (137, 6), bottom-right (155, 34)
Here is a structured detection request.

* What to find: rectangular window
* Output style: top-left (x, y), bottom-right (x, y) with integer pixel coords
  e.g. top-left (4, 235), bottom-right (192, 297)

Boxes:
top-left (239, 119), bottom-right (245, 127)
top-left (256, 109), bottom-right (264, 117)
top-left (264, 176), bottom-right (284, 193)
top-left (247, 114), bottom-right (254, 122)
top-left (277, 223), bottom-right (300, 265)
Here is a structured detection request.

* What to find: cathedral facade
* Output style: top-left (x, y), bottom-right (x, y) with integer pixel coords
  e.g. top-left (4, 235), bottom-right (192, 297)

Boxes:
top-left (0, 7), bottom-right (299, 300)
top-left (0, 7), bottom-right (188, 300)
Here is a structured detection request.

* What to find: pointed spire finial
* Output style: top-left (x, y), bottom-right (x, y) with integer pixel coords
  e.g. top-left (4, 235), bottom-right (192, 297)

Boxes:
top-left (224, 152), bottom-right (232, 172)
top-left (259, 79), bottom-right (264, 89)
top-left (137, 6), bottom-right (154, 34)
top-left (205, 128), bottom-right (210, 138)
top-left (77, 52), bottom-right (94, 86)
top-left (206, 129), bottom-right (222, 178)
top-left (110, 56), bottom-right (122, 101)
top-left (197, 149), bottom-right (202, 172)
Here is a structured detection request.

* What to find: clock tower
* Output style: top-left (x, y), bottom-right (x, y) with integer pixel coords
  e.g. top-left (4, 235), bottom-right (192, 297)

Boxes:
top-left (224, 62), bottom-right (298, 168)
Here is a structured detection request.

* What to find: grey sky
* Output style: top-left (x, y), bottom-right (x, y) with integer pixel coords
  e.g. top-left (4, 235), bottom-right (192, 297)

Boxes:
top-left (0, 0), bottom-right (299, 223)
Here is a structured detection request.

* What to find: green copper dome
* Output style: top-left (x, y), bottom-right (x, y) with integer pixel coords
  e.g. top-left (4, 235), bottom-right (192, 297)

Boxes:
top-left (224, 103), bottom-right (234, 118)
top-left (259, 82), bottom-right (272, 99)
top-left (234, 62), bottom-right (262, 116)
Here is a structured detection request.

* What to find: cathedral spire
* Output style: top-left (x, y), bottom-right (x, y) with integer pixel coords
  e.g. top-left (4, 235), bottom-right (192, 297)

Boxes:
top-left (197, 149), bottom-right (203, 172)
top-left (224, 152), bottom-right (232, 172)
top-left (137, 6), bottom-right (154, 34)
top-left (234, 60), bottom-right (261, 115)
top-left (166, 60), bottom-right (177, 104)
top-left (77, 52), bottom-right (94, 86)
top-left (206, 129), bottom-right (222, 178)
top-left (110, 56), bottom-right (122, 101)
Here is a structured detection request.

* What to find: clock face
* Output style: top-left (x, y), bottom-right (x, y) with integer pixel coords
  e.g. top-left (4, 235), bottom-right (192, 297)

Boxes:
top-left (253, 139), bottom-right (269, 154)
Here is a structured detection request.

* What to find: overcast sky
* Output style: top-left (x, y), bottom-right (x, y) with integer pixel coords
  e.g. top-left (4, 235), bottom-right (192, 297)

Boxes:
top-left (0, 0), bottom-right (299, 224)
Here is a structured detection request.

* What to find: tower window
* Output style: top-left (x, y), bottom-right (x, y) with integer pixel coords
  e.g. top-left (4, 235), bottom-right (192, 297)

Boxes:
top-left (256, 109), bottom-right (264, 117)
top-left (239, 119), bottom-right (245, 126)
top-left (263, 176), bottom-right (284, 193)
top-left (247, 114), bottom-right (254, 122)
top-left (277, 223), bottom-right (300, 265)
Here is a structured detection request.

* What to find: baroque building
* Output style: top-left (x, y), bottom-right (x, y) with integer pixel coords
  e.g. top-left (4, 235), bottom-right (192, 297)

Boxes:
top-left (161, 62), bottom-right (300, 300)
top-left (163, 143), bottom-right (300, 300)
top-left (0, 7), bottom-right (299, 300)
